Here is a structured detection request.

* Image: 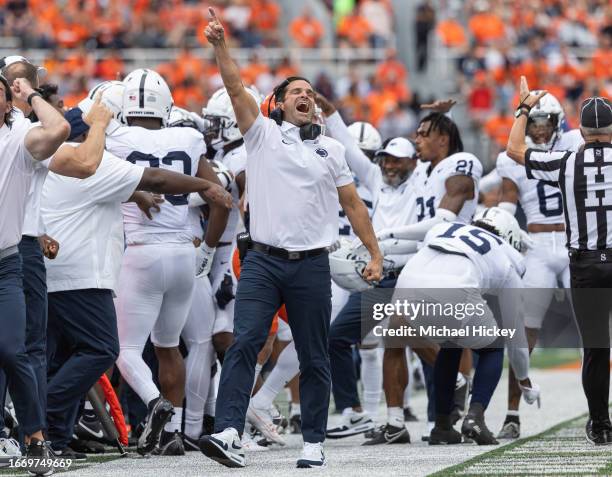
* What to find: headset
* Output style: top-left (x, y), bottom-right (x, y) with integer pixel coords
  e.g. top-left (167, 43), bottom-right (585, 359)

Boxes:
top-left (268, 76), bottom-right (321, 141)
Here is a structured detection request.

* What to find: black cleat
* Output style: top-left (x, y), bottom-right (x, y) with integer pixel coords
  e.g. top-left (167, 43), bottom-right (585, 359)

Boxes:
top-left (51, 446), bottom-right (87, 461)
top-left (403, 407), bottom-right (418, 422)
top-left (68, 438), bottom-right (105, 454)
top-left (74, 412), bottom-right (106, 443)
top-left (26, 438), bottom-right (54, 476)
top-left (429, 426), bottom-right (463, 445)
top-left (362, 424), bottom-right (410, 445)
top-left (203, 415), bottom-right (215, 436)
top-left (152, 430), bottom-right (185, 456)
top-left (585, 419), bottom-right (612, 446)
top-left (289, 414), bottom-right (302, 434)
top-left (461, 410), bottom-right (498, 446)
top-left (183, 434), bottom-right (201, 452)
top-left (137, 397), bottom-right (174, 456)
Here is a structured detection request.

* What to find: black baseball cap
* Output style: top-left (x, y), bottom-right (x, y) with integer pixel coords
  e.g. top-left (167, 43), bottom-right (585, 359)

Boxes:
top-left (580, 97), bottom-right (612, 129)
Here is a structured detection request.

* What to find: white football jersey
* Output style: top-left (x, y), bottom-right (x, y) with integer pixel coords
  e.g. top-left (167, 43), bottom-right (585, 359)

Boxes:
top-left (216, 143), bottom-right (247, 243)
top-left (496, 129), bottom-right (584, 225)
top-left (338, 177), bottom-right (373, 238)
top-left (106, 125), bottom-right (205, 244)
top-left (424, 221), bottom-right (525, 291)
top-left (411, 152), bottom-right (483, 223)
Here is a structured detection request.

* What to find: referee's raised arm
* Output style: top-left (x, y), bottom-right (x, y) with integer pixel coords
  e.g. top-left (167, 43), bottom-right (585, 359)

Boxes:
top-left (204, 7), bottom-right (259, 135)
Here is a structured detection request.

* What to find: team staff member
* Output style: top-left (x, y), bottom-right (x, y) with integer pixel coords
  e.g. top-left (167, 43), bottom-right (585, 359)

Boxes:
top-left (41, 108), bottom-right (231, 456)
top-left (199, 8), bottom-right (382, 469)
top-left (0, 73), bottom-right (69, 474)
top-left (507, 76), bottom-right (612, 445)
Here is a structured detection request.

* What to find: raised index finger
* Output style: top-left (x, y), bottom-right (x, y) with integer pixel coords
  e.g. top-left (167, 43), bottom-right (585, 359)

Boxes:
top-left (208, 7), bottom-right (217, 20)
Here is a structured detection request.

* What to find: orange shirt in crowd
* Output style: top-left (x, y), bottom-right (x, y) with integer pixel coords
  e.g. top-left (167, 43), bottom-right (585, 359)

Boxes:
top-left (468, 12), bottom-right (505, 44)
top-left (337, 14), bottom-right (372, 47)
top-left (484, 114), bottom-right (514, 147)
top-left (173, 84), bottom-right (205, 111)
top-left (366, 89), bottom-right (397, 126)
top-left (592, 48), bottom-right (612, 80)
top-left (436, 19), bottom-right (467, 48)
top-left (289, 16), bottom-right (324, 48)
top-left (241, 61), bottom-right (270, 86)
top-left (375, 59), bottom-right (407, 85)
top-left (250, 0), bottom-right (280, 31)
top-left (96, 55), bottom-right (125, 81)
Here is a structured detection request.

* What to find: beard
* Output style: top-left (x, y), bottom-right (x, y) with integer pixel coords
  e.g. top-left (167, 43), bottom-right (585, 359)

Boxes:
top-left (382, 170), bottom-right (411, 187)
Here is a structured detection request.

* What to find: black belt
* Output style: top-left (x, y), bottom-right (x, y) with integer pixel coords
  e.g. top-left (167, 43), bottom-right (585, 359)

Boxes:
top-left (249, 241), bottom-right (327, 261)
top-left (385, 267), bottom-right (404, 280)
top-left (569, 248), bottom-right (612, 263)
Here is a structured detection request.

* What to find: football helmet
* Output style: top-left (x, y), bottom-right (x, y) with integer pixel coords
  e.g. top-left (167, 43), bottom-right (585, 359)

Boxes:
top-left (202, 86), bottom-right (262, 148)
top-left (348, 121), bottom-right (383, 159)
top-left (525, 91), bottom-right (564, 151)
top-left (77, 80), bottom-right (125, 134)
top-left (168, 105), bottom-right (208, 131)
top-left (122, 68), bottom-right (173, 126)
top-left (329, 239), bottom-right (375, 292)
top-left (472, 207), bottom-right (522, 252)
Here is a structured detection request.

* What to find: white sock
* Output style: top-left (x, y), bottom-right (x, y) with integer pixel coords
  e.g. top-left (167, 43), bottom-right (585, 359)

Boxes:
top-left (252, 363), bottom-right (263, 392)
top-left (507, 410), bottom-right (520, 417)
top-left (204, 360), bottom-right (218, 417)
top-left (184, 339), bottom-right (214, 439)
top-left (359, 348), bottom-right (382, 419)
top-left (252, 341), bottom-right (299, 410)
top-left (387, 407), bottom-right (404, 428)
top-left (164, 407), bottom-right (183, 432)
top-left (290, 403), bottom-right (301, 417)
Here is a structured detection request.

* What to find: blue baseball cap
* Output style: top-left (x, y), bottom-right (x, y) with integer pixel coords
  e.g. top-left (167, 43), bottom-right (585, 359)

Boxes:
top-left (65, 107), bottom-right (89, 141)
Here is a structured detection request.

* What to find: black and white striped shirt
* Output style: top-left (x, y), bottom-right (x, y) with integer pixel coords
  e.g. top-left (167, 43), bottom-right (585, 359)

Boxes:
top-left (525, 142), bottom-right (612, 250)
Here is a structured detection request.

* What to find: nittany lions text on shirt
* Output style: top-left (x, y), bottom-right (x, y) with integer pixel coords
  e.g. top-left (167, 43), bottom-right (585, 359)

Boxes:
top-left (106, 125), bottom-right (205, 245)
top-left (411, 152), bottom-right (483, 223)
top-left (525, 143), bottom-right (612, 250)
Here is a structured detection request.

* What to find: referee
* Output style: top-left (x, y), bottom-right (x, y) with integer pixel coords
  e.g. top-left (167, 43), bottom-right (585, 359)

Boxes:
top-left (507, 76), bottom-right (612, 445)
top-left (199, 8), bottom-right (383, 469)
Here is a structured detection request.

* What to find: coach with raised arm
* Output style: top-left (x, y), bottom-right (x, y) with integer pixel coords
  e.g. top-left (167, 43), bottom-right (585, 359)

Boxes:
top-left (199, 7), bottom-right (382, 469)
top-left (507, 76), bottom-right (612, 446)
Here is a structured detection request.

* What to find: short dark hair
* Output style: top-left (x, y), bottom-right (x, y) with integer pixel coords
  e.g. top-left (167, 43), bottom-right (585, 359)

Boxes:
top-left (0, 75), bottom-right (13, 128)
top-left (38, 83), bottom-right (58, 102)
top-left (419, 112), bottom-right (464, 155)
top-left (3, 61), bottom-right (38, 87)
top-left (273, 76), bottom-right (312, 103)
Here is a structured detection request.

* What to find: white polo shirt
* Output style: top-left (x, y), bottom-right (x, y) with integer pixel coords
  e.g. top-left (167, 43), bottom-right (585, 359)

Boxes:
top-left (0, 116), bottom-right (38, 250)
top-left (244, 113), bottom-right (353, 251)
top-left (42, 149), bottom-right (144, 293)
top-left (22, 157), bottom-right (52, 237)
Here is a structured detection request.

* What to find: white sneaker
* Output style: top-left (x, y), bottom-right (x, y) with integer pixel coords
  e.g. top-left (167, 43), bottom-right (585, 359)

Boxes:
top-left (241, 433), bottom-right (269, 452)
top-left (0, 437), bottom-right (21, 467)
top-left (199, 427), bottom-right (245, 468)
top-left (297, 442), bottom-right (326, 468)
top-left (519, 381), bottom-right (541, 407)
top-left (326, 409), bottom-right (375, 439)
top-left (246, 404), bottom-right (286, 446)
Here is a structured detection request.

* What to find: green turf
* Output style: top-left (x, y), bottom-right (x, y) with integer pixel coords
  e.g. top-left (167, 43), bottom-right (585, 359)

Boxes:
top-left (431, 409), bottom-right (612, 476)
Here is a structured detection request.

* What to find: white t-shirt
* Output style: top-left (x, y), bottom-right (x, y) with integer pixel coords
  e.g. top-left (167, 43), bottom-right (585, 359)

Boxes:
top-left (106, 125), bottom-right (204, 245)
top-left (244, 113), bottom-right (353, 251)
top-left (0, 116), bottom-right (39, 250)
top-left (42, 149), bottom-right (144, 293)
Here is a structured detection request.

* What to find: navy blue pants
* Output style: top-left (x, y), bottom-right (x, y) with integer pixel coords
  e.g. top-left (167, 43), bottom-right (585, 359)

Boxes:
top-left (46, 289), bottom-right (119, 450)
top-left (215, 250), bottom-right (332, 443)
top-left (0, 252), bottom-right (44, 435)
top-left (328, 278), bottom-right (396, 411)
top-left (434, 347), bottom-right (503, 415)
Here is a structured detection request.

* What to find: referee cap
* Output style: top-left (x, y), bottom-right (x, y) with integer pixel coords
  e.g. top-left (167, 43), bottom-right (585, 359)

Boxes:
top-left (374, 137), bottom-right (416, 159)
top-left (580, 97), bottom-right (612, 129)
top-left (0, 55), bottom-right (47, 77)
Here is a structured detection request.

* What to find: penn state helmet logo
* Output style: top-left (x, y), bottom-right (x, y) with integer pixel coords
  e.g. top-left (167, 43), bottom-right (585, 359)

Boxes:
top-left (315, 147), bottom-right (328, 158)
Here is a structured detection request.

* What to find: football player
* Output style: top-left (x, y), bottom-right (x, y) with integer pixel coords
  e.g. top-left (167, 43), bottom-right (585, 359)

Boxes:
top-left (391, 207), bottom-right (540, 445)
top-left (496, 92), bottom-right (583, 439)
top-left (108, 69), bottom-right (229, 456)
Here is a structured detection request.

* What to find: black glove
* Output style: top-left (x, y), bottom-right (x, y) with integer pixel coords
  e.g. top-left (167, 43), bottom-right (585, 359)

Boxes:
top-left (215, 273), bottom-right (235, 309)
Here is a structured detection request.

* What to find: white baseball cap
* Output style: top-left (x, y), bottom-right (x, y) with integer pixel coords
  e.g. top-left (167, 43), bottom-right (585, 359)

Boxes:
top-left (0, 55), bottom-right (47, 78)
top-left (375, 137), bottom-right (416, 159)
